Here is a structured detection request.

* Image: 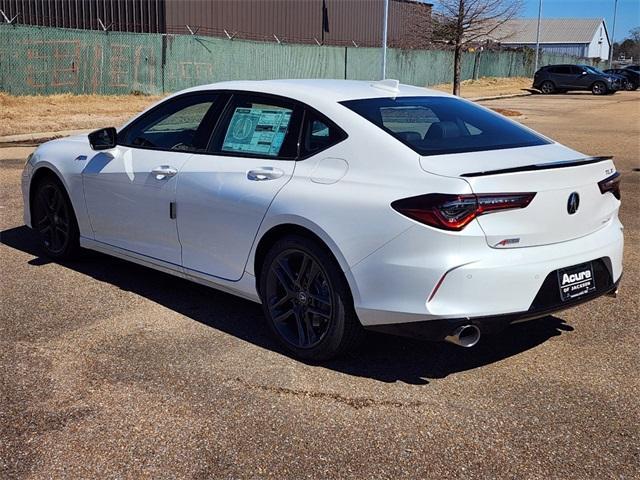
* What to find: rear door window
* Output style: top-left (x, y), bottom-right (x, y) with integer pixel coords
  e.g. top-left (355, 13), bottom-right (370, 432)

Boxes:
top-left (210, 94), bottom-right (300, 159)
top-left (341, 96), bottom-right (550, 156)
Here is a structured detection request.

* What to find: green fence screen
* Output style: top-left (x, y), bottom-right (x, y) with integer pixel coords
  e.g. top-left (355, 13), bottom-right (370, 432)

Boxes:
top-left (0, 24), bottom-right (606, 95)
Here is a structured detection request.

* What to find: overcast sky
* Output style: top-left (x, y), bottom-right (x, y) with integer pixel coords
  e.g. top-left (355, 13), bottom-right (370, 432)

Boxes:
top-left (521, 0), bottom-right (639, 42)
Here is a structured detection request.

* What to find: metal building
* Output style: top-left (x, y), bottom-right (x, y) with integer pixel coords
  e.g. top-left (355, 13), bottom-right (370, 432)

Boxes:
top-left (494, 18), bottom-right (611, 61)
top-left (0, 0), bottom-right (432, 49)
top-left (0, 0), bottom-right (166, 32)
top-left (163, 0), bottom-right (433, 48)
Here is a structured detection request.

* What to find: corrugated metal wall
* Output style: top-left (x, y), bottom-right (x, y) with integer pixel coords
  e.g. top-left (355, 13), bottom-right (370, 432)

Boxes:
top-left (0, 0), bottom-right (165, 32)
top-left (164, 0), bottom-right (432, 48)
top-left (0, 0), bottom-right (432, 48)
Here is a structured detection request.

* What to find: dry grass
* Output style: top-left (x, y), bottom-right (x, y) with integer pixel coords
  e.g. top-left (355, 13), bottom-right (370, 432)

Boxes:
top-left (0, 78), bottom-right (531, 137)
top-left (0, 93), bottom-right (164, 137)
top-left (430, 77), bottom-right (533, 98)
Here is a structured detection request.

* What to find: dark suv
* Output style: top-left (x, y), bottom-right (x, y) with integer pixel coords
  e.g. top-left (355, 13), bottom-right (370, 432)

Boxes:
top-left (533, 64), bottom-right (621, 95)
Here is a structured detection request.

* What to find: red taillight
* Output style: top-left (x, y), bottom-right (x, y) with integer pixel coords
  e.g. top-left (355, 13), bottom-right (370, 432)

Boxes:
top-left (391, 192), bottom-right (536, 231)
top-left (598, 172), bottom-right (621, 199)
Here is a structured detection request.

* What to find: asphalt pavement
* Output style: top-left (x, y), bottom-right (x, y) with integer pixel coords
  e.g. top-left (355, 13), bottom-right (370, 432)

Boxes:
top-left (1, 91), bottom-right (639, 479)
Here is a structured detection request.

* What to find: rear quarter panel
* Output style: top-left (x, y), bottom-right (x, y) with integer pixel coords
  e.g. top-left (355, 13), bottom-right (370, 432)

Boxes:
top-left (247, 106), bottom-right (472, 295)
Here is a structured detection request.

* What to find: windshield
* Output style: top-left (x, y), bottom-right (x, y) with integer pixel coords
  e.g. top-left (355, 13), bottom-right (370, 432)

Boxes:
top-left (341, 96), bottom-right (550, 156)
top-left (584, 66), bottom-right (605, 75)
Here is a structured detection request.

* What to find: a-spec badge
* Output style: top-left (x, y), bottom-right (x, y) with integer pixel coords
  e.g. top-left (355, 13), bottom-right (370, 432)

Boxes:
top-left (494, 238), bottom-right (520, 248)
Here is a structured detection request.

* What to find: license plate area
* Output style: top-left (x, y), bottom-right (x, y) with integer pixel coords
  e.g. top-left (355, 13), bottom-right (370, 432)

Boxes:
top-left (557, 262), bottom-right (596, 302)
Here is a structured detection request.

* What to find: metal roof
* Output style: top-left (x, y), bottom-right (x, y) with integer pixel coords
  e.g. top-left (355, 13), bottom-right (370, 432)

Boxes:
top-left (496, 18), bottom-right (607, 45)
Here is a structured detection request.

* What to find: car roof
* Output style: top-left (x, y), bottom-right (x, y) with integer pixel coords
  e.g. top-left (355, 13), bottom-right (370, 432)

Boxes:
top-left (176, 79), bottom-right (450, 106)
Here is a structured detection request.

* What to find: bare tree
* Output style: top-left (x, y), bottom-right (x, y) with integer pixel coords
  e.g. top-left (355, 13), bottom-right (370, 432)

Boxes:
top-left (434, 0), bottom-right (522, 95)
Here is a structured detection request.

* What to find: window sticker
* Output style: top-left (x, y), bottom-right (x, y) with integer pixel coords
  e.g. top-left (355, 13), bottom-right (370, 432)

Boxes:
top-left (222, 107), bottom-right (292, 156)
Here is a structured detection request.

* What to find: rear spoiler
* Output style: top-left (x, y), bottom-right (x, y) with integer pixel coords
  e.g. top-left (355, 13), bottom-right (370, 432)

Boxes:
top-left (461, 156), bottom-right (613, 178)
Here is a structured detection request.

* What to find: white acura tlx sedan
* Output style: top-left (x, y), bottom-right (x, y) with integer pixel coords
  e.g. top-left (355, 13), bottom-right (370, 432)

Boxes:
top-left (22, 79), bottom-right (623, 360)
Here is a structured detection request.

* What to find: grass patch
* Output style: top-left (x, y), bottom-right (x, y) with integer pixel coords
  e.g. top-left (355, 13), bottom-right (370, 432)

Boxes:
top-left (0, 93), bottom-right (164, 137)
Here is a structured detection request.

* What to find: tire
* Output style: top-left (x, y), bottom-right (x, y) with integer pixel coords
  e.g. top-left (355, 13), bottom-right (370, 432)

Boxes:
top-left (540, 80), bottom-right (555, 94)
top-left (591, 81), bottom-right (607, 95)
top-left (259, 235), bottom-right (361, 361)
top-left (624, 80), bottom-right (637, 91)
top-left (31, 176), bottom-right (80, 260)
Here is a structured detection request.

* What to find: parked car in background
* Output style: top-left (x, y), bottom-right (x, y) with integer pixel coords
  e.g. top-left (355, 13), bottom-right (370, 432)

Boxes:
top-left (533, 64), bottom-right (622, 95)
top-left (604, 68), bottom-right (640, 90)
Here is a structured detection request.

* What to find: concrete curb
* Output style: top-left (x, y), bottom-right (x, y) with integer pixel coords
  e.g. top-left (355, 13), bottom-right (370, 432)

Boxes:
top-left (469, 91), bottom-right (534, 102)
top-left (0, 129), bottom-right (91, 145)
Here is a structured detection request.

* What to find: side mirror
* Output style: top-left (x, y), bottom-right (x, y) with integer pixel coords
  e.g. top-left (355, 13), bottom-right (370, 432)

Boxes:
top-left (88, 127), bottom-right (117, 150)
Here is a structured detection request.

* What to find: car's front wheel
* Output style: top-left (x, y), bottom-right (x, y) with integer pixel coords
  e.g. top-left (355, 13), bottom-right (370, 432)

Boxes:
top-left (592, 81), bottom-right (607, 95)
top-left (540, 80), bottom-right (555, 94)
top-left (259, 235), bottom-right (361, 360)
top-left (624, 80), bottom-right (637, 91)
top-left (31, 176), bottom-right (80, 260)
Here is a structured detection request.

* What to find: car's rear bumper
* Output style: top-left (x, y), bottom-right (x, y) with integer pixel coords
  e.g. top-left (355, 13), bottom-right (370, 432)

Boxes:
top-left (349, 217), bottom-right (623, 328)
top-left (365, 270), bottom-right (620, 341)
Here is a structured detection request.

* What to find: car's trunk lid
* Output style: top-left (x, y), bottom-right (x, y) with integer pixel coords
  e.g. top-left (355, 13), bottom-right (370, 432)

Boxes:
top-left (419, 144), bottom-right (620, 248)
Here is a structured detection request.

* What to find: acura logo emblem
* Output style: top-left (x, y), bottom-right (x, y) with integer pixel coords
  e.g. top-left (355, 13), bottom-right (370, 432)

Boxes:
top-left (567, 192), bottom-right (580, 215)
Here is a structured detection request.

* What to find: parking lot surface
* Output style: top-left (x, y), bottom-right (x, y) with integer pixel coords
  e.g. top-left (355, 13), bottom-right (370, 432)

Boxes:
top-left (1, 91), bottom-right (639, 479)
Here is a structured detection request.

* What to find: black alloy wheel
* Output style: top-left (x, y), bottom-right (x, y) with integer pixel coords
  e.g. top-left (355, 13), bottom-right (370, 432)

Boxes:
top-left (32, 178), bottom-right (80, 259)
top-left (265, 248), bottom-right (333, 349)
top-left (260, 235), bottom-right (361, 360)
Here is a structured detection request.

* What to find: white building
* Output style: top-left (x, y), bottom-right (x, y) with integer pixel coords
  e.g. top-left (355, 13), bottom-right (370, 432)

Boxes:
top-left (496, 18), bottom-right (610, 61)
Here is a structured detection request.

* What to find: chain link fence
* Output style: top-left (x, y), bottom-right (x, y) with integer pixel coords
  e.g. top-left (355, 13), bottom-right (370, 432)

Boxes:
top-left (0, 24), bottom-right (604, 95)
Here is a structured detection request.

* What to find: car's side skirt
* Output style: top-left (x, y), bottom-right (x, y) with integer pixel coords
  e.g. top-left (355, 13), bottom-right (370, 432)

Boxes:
top-left (80, 237), bottom-right (261, 304)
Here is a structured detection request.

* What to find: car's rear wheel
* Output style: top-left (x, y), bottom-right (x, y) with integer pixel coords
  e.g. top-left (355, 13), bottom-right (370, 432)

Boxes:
top-left (31, 177), bottom-right (80, 260)
top-left (259, 235), bottom-right (361, 360)
top-left (624, 80), bottom-right (637, 91)
top-left (591, 81), bottom-right (607, 95)
top-left (540, 80), bottom-right (555, 94)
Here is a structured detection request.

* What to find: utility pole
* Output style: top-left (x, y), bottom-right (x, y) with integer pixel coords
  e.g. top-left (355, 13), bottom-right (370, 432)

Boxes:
top-left (381, 0), bottom-right (389, 79)
top-left (534, 0), bottom-right (543, 73)
top-left (609, 0), bottom-right (618, 68)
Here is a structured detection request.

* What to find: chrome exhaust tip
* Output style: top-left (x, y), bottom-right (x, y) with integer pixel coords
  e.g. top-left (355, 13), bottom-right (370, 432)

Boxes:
top-left (444, 324), bottom-right (481, 348)
top-left (606, 288), bottom-right (618, 298)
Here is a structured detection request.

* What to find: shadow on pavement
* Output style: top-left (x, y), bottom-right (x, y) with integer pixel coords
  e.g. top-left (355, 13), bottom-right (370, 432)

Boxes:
top-left (1, 225), bottom-right (573, 385)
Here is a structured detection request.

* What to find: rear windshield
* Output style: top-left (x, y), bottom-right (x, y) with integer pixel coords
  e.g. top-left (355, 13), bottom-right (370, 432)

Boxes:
top-left (341, 96), bottom-right (550, 156)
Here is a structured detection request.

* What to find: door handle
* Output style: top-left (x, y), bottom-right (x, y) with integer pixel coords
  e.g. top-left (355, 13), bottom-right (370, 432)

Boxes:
top-left (247, 167), bottom-right (284, 181)
top-left (152, 165), bottom-right (178, 180)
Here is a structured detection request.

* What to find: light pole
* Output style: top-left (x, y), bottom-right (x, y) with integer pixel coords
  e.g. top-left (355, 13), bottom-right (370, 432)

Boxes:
top-left (381, 0), bottom-right (389, 79)
top-left (534, 0), bottom-right (543, 73)
top-left (609, 0), bottom-right (618, 68)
